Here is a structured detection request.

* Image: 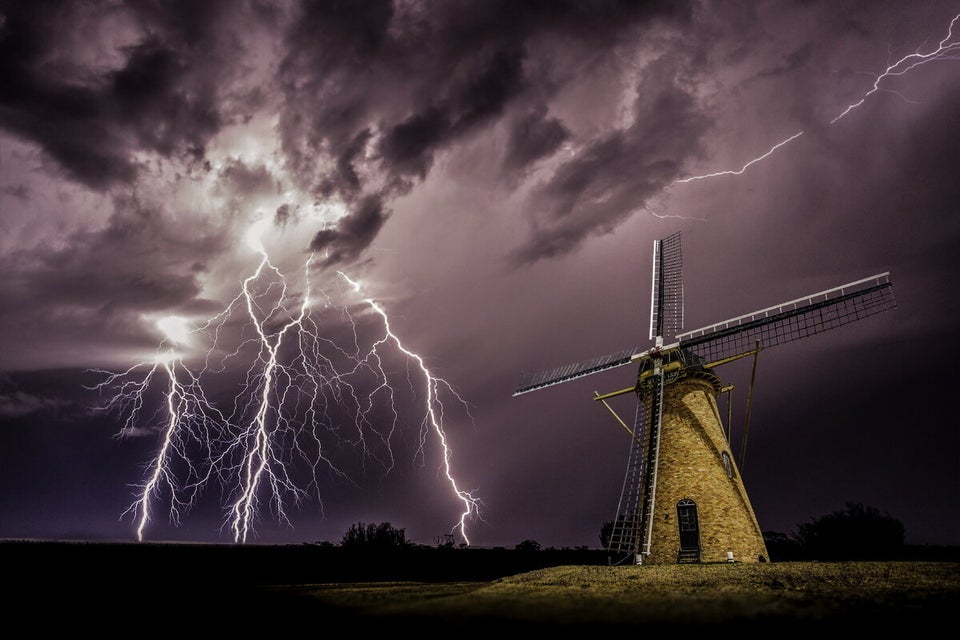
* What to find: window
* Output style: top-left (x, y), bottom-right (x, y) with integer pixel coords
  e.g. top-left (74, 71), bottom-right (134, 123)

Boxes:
top-left (722, 451), bottom-right (734, 478)
top-left (677, 500), bottom-right (698, 532)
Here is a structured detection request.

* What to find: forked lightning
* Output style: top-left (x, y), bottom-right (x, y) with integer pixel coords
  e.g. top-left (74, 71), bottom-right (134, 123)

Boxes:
top-left (91, 221), bottom-right (478, 544)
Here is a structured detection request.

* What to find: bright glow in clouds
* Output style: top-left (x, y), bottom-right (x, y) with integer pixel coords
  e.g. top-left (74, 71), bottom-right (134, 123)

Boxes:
top-left (244, 218), bottom-right (271, 254)
top-left (90, 217), bottom-right (479, 544)
top-left (156, 316), bottom-right (192, 346)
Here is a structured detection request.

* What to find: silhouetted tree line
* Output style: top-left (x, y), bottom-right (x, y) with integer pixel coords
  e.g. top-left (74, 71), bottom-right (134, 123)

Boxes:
top-left (763, 502), bottom-right (960, 562)
top-left (329, 522), bottom-right (581, 555)
top-left (764, 502), bottom-right (909, 561)
top-left (336, 506), bottom-right (959, 565)
top-left (340, 521), bottom-right (411, 550)
top-left (2, 507), bottom-right (954, 592)
top-left (600, 503), bottom-right (957, 562)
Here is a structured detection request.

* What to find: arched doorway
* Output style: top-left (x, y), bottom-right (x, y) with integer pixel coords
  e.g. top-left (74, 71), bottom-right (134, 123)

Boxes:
top-left (677, 499), bottom-right (701, 563)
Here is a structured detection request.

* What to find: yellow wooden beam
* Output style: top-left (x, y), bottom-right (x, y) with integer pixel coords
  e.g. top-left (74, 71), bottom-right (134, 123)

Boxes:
top-left (594, 391), bottom-right (643, 446)
top-left (592, 386), bottom-right (637, 402)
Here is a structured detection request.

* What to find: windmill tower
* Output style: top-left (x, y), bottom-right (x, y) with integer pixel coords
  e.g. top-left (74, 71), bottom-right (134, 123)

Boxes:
top-left (514, 232), bottom-right (895, 564)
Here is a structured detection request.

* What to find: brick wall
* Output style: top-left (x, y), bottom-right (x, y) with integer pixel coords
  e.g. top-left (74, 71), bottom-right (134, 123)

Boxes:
top-left (642, 372), bottom-right (769, 564)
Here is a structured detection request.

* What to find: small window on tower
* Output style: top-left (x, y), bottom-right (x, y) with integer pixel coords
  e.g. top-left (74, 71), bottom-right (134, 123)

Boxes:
top-left (722, 451), bottom-right (734, 478)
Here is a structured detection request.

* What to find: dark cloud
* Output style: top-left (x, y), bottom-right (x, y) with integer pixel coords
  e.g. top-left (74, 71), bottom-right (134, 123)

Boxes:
top-left (514, 57), bottom-right (711, 263)
top-left (276, 0), bottom-right (691, 264)
top-left (378, 108), bottom-right (451, 181)
top-left (0, 1), bottom-right (229, 190)
top-left (1, 183), bottom-right (29, 201)
top-left (0, 0), bottom-right (694, 264)
top-left (125, 0), bottom-right (233, 46)
top-left (333, 129), bottom-right (374, 195)
top-left (446, 47), bottom-right (527, 134)
top-left (379, 47), bottom-right (526, 184)
top-left (503, 104), bottom-right (570, 172)
top-left (274, 203), bottom-right (295, 227)
top-left (309, 193), bottom-right (388, 266)
top-left (757, 43), bottom-right (814, 79)
top-left (434, 0), bottom-right (691, 54)
top-left (0, 389), bottom-right (67, 419)
top-left (109, 38), bottom-right (221, 158)
top-left (0, 194), bottom-right (225, 367)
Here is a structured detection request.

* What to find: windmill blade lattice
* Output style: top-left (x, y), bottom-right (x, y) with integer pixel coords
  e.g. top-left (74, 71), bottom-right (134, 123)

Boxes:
top-left (649, 231), bottom-right (684, 342)
top-left (511, 231), bottom-right (896, 566)
top-left (513, 345), bottom-right (644, 396)
top-left (606, 399), bottom-right (647, 558)
top-left (637, 368), bottom-right (665, 558)
top-left (604, 361), bottom-right (666, 561)
top-left (678, 273), bottom-right (895, 364)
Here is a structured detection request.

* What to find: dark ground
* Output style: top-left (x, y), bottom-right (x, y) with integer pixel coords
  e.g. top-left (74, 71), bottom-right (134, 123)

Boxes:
top-left (3, 540), bottom-right (958, 633)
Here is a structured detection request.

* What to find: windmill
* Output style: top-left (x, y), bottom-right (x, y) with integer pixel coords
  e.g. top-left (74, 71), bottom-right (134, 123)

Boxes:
top-left (514, 232), bottom-right (895, 564)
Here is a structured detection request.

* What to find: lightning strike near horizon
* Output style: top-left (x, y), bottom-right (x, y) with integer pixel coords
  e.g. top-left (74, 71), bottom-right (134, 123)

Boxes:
top-left (671, 12), bottom-right (960, 187)
top-left (88, 338), bottom-right (226, 541)
top-left (223, 226), bottom-right (315, 543)
top-left (90, 218), bottom-right (479, 544)
top-left (338, 272), bottom-right (480, 544)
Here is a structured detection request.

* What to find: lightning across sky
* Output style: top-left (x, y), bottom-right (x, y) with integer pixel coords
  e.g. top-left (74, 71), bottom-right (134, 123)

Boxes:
top-left (671, 11), bottom-right (960, 187)
top-left (89, 218), bottom-right (479, 544)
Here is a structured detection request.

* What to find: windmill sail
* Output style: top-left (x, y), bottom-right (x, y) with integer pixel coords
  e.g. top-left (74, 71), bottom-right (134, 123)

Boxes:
top-left (515, 271), bottom-right (895, 397)
top-left (513, 229), bottom-right (896, 565)
top-left (513, 345), bottom-right (644, 396)
top-left (649, 232), bottom-right (684, 342)
top-left (678, 272), bottom-right (895, 364)
top-left (514, 234), bottom-right (684, 397)
top-left (605, 401), bottom-right (646, 557)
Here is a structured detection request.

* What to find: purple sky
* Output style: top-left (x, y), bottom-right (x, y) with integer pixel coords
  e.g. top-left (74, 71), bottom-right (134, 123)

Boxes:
top-left (1, 0), bottom-right (958, 548)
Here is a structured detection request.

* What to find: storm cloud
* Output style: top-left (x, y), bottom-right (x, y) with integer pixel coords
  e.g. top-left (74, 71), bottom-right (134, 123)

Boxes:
top-left (2, 1), bottom-right (959, 550)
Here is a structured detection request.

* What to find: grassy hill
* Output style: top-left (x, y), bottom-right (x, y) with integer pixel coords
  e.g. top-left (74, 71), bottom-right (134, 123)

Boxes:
top-left (4, 541), bottom-right (957, 632)
top-left (258, 561), bottom-right (960, 631)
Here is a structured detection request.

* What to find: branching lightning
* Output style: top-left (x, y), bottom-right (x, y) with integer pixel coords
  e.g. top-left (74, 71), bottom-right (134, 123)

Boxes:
top-left (671, 12), bottom-right (960, 186)
top-left (829, 13), bottom-right (960, 124)
top-left (90, 219), bottom-right (479, 544)
top-left (338, 272), bottom-right (480, 544)
top-left (89, 345), bottom-right (226, 541)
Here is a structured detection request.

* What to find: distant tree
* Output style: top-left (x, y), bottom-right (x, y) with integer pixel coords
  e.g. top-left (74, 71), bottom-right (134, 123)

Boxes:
top-left (515, 539), bottom-right (542, 553)
top-left (762, 530), bottom-right (803, 561)
top-left (435, 533), bottom-right (455, 548)
top-left (794, 502), bottom-right (905, 560)
top-left (340, 521), bottom-right (410, 551)
top-left (310, 540), bottom-right (337, 550)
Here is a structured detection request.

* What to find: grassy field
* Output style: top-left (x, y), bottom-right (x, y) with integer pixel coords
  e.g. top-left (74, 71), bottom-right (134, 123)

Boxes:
top-left (4, 541), bottom-right (956, 632)
top-left (256, 561), bottom-right (960, 631)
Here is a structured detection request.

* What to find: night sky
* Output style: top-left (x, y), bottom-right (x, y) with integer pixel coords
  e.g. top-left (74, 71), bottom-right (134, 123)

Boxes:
top-left (1, 0), bottom-right (958, 549)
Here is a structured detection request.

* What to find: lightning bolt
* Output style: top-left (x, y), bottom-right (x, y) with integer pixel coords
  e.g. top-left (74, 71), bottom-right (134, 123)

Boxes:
top-left (639, 203), bottom-right (708, 222)
top-left (671, 131), bottom-right (805, 185)
top-left (88, 346), bottom-right (226, 542)
top-left (225, 234), bottom-right (315, 543)
top-left (338, 272), bottom-right (480, 545)
top-left (671, 12), bottom-right (960, 186)
top-left (90, 218), bottom-right (479, 545)
top-left (830, 13), bottom-right (960, 124)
